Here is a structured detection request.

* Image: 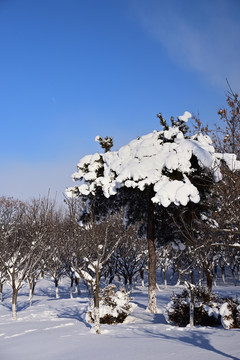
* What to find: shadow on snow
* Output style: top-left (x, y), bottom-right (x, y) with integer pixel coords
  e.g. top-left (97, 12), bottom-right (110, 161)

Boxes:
top-left (143, 327), bottom-right (239, 360)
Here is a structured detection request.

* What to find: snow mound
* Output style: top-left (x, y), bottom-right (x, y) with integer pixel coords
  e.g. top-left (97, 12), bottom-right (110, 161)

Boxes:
top-left (86, 285), bottom-right (136, 325)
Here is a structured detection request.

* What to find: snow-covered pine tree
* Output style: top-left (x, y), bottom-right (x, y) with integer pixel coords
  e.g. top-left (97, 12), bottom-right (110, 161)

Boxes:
top-left (66, 111), bottom-right (240, 313)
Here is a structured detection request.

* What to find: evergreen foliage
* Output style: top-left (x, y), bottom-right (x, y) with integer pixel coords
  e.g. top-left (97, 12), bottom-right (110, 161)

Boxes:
top-left (165, 287), bottom-right (222, 327)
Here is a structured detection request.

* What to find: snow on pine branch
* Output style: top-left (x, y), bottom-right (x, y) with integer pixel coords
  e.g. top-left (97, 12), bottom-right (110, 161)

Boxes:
top-left (66, 111), bottom-right (240, 207)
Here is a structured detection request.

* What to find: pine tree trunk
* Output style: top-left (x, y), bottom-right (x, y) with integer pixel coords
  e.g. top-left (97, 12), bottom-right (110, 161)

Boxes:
top-left (147, 199), bottom-right (157, 313)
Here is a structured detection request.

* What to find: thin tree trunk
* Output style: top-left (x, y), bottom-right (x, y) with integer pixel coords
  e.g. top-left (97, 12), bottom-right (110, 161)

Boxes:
top-left (214, 265), bottom-right (218, 287)
top-left (205, 268), bottom-right (213, 291)
top-left (70, 277), bottom-right (74, 299)
top-left (128, 274), bottom-right (133, 291)
top-left (94, 306), bottom-right (100, 334)
top-left (0, 283), bottom-right (3, 302)
top-left (55, 279), bottom-right (59, 299)
top-left (220, 266), bottom-right (225, 284)
top-left (29, 288), bottom-right (33, 307)
top-left (108, 267), bottom-right (114, 284)
top-left (176, 269), bottom-right (183, 286)
top-left (75, 278), bottom-right (81, 295)
top-left (189, 288), bottom-right (195, 328)
top-left (93, 272), bottom-right (101, 334)
top-left (164, 268), bottom-right (167, 289)
top-left (12, 287), bottom-right (18, 320)
top-left (140, 269), bottom-right (145, 287)
top-left (197, 267), bottom-right (202, 286)
top-left (28, 277), bottom-right (36, 307)
top-left (147, 199), bottom-right (157, 313)
top-left (124, 275), bottom-right (128, 291)
top-left (190, 271), bottom-right (194, 284)
top-left (185, 281), bottom-right (195, 327)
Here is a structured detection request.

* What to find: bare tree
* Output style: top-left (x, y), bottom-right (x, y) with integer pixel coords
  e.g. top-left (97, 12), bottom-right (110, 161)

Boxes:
top-left (0, 197), bottom-right (30, 319)
top-left (69, 206), bottom-right (124, 334)
top-left (116, 233), bottom-right (147, 291)
top-left (24, 197), bottom-right (58, 305)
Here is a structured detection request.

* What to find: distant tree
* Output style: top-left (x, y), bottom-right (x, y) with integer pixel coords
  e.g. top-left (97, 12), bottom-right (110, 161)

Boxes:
top-left (0, 196), bottom-right (59, 317)
top-left (115, 228), bottom-right (147, 291)
top-left (45, 208), bottom-right (66, 299)
top-left (24, 197), bottom-right (58, 305)
top-left (0, 197), bottom-right (29, 319)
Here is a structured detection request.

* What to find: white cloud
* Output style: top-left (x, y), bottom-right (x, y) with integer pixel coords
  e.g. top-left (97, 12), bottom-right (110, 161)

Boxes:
top-left (132, 0), bottom-right (240, 91)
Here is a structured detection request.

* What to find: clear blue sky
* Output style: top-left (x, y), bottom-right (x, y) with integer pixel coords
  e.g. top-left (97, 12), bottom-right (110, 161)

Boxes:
top-left (0, 0), bottom-right (240, 204)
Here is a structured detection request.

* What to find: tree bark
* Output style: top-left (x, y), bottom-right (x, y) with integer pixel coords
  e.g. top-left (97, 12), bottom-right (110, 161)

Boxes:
top-left (12, 287), bottom-right (18, 320)
top-left (176, 269), bottom-right (183, 286)
top-left (147, 199), bottom-right (157, 313)
top-left (55, 279), bottom-right (59, 299)
top-left (197, 267), bottom-right (202, 286)
top-left (140, 269), bottom-right (145, 287)
top-left (164, 268), bottom-right (167, 289)
top-left (189, 287), bottom-right (195, 328)
top-left (93, 271), bottom-right (101, 334)
top-left (70, 277), bottom-right (74, 299)
top-left (205, 268), bottom-right (213, 291)
top-left (220, 266), bottom-right (225, 284)
top-left (28, 277), bottom-right (36, 307)
top-left (0, 283), bottom-right (3, 302)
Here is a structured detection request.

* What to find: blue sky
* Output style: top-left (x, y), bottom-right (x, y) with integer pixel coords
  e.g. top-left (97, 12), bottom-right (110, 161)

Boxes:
top-left (0, 0), bottom-right (240, 204)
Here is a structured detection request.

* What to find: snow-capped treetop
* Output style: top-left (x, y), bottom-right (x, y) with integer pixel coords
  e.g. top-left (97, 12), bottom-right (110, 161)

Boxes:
top-left (66, 112), bottom-right (240, 208)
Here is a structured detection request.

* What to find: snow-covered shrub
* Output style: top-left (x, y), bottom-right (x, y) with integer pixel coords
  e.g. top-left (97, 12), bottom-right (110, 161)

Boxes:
top-left (86, 284), bottom-right (136, 325)
top-left (165, 287), bottom-right (222, 327)
top-left (220, 298), bottom-right (240, 329)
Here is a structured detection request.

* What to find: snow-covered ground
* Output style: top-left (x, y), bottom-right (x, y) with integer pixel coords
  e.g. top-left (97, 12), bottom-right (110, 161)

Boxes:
top-left (0, 275), bottom-right (239, 360)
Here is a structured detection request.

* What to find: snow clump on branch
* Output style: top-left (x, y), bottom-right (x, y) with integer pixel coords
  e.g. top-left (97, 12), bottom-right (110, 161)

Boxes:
top-left (66, 111), bottom-right (240, 207)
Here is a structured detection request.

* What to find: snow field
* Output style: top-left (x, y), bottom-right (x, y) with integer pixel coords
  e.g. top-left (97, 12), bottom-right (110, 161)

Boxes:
top-left (0, 275), bottom-right (240, 360)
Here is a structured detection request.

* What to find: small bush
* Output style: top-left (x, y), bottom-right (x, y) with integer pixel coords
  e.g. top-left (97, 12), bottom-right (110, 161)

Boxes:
top-left (220, 298), bottom-right (240, 329)
top-left (165, 287), bottom-right (222, 327)
top-left (165, 286), bottom-right (240, 329)
top-left (87, 284), bottom-right (136, 325)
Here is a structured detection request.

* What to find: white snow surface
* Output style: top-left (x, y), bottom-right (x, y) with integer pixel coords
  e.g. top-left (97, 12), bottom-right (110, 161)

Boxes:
top-left (0, 276), bottom-right (239, 360)
top-left (67, 114), bottom-right (240, 207)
